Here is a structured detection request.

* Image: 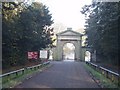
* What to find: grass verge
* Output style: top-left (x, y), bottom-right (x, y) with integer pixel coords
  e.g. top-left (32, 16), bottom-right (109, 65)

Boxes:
top-left (84, 63), bottom-right (120, 89)
top-left (2, 63), bottom-right (52, 88)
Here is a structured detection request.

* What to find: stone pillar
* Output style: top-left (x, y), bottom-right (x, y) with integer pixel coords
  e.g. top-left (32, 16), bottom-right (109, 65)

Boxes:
top-left (81, 48), bottom-right (86, 61)
top-left (74, 40), bottom-right (81, 61)
top-left (56, 40), bottom-right (63, 60)
top-left (52, 48), bottom-right (57, 60)
top-left (79, 40), bottom-right (82, 61)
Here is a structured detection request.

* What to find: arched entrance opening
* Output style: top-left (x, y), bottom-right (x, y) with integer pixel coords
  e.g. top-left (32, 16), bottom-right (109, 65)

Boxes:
top-left (63, 43), bottom-right (75, 61)
top-left (85, 51), bottom-right (91, 61)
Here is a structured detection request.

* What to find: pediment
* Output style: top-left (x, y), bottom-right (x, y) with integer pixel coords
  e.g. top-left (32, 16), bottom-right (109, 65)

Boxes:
top-left (57, 30), bottom-right (82, 36)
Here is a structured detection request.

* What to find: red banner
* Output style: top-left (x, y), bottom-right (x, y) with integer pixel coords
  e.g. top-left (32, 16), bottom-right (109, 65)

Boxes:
top-left (28, 52), bottom-right (38, 59)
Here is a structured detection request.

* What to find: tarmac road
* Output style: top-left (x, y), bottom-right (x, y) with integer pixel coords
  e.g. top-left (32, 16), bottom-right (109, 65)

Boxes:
top-left (15, 60), bottom-right (100, 88)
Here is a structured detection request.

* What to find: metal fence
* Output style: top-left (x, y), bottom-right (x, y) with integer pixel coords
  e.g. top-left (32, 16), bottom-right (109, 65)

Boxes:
top-left (0, 61), bottom-right (50, 79)
top-left (86, 61), bottom-right (120, 86)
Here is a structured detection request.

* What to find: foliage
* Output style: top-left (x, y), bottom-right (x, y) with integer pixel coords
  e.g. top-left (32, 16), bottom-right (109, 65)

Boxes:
top-left (81, 2), bottom-right (119, 65)
top-left (2, 2), bottom-right (54, 68)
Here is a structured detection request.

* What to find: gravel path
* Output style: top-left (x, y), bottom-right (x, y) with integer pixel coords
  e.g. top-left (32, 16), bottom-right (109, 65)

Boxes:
top-left (15, 60), bottom-right (100, 88)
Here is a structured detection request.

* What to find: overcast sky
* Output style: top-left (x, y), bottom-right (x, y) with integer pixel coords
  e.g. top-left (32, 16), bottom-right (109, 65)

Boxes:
top-left (35, 0), bottom-right (92, 30)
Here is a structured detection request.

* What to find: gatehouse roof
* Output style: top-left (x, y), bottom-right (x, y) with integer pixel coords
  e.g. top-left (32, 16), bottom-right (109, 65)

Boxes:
top-left (56, 28), bottom-right (82, 36)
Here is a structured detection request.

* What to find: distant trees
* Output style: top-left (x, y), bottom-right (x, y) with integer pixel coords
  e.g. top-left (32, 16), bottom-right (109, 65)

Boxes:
top-left (2, 2), bottom-right (54, 68)
top-left (63, 43), bottom-right (75, 55)
top-left (81, 2), bottom-right (119, 65)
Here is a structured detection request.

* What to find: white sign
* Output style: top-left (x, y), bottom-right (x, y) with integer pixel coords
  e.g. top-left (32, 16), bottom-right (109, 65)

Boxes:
top-left (39, 50), bottom-right (48, 59)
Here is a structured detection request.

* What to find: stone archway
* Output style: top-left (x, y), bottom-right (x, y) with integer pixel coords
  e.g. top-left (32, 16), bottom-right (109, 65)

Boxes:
top-left (54, 28), bottom-right (83, 61)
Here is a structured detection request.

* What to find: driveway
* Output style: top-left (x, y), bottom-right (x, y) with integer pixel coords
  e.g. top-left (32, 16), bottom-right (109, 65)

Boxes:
top-left (15, 60), bottom-right (99, 88)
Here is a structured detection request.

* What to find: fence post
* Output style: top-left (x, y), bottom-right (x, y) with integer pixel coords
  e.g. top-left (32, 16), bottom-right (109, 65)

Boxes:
top-left (118, 76), bottom-right (120, 86)
top-left (16, 72), bottom-right (18, 76)
top-left (22, 70), bottom-right (24, 74)
top-left (106, 71), bottom-right (108, 78)
top-left (34, 67), bottom-right (35, 69)
top-left (111, 74), bottom-right (114, 82)
top-left (7, 74), bottom-right (10, 81)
